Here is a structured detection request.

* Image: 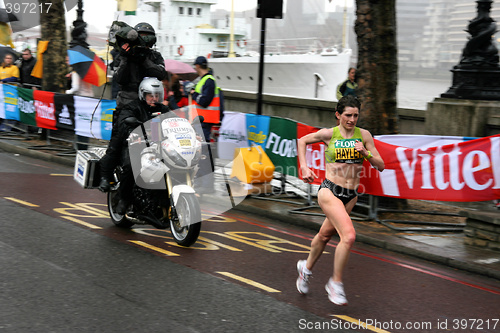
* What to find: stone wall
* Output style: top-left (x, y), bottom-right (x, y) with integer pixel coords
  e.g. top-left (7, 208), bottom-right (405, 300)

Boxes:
top-left (462, 211), bottom-right (500, 252)
top-left (426, 98), bottom-right (500, 137)
top-left (223, 91), bottom-right (500, 136)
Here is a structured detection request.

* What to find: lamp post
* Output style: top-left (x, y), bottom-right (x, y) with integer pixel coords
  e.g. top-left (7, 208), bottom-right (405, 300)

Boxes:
top-left (441, 0), bottom-right (500, 100)
top-left (69, 0), bottom-right (89, 49)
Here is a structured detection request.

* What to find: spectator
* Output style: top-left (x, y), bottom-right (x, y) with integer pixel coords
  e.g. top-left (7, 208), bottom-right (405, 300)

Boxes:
top-left (65, 56), bottom-right (93, 97)
top-left (189, 56), bottom-right (222, 194)
top-left (18, 49), bottom-right (41, 89)
top-left (167, 78), bottom-right (189, 118)
top-left (336, 67), bottom-right (358, 100)
top-left (0, 54), bottom-right (20, 83)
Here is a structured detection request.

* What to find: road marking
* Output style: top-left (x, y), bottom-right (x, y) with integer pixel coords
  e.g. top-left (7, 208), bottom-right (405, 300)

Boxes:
top-left (50, 174), bottom-right (72, 176)
top-left (333, 315), bottom-right (390, 333)
top-left (61, 216), bottom-right (102, 229)
top-left (4, 197), bottom-right (39, 207)
top-left (129, 240), bottom-right (180, 256)
top-left (216, 271), bottom-right (281, 293)
top-left (54, 202), bottom-right (109, 218)
top-left (227, 212), bottom-right (500, 296)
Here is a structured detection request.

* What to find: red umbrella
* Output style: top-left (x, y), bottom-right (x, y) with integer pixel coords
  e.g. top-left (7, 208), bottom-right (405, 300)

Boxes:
top-left (67, 45), bottom-right (107, 86)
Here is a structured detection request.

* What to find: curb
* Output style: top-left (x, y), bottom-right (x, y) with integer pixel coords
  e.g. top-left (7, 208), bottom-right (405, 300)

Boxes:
top-left (0, 140), bottom-right (75, 167)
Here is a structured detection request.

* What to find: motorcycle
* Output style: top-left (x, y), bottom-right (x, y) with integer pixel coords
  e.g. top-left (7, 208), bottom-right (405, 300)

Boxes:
top-left (107, 113), bottom-right (205, 247)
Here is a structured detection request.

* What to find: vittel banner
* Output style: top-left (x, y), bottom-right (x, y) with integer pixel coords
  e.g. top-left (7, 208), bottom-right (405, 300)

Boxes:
top-left (360, 135), bottom-right (500, 201)
top-left (297, 122), bottom-right (325, 186)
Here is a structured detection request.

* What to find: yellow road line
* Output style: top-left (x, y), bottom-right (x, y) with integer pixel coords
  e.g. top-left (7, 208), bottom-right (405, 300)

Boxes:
top-left (129, 240), bottom-right (180, 256)
top-left (50, 174), bottom-right (72, 176)
top-left (4, 197), bottom-right (39, 207)
top-left (216, 271), bottom-right (281, 293)
top-left (61, 216), bottom-right (102, 229)
top-left (333, 315), bottom-right (391, 333)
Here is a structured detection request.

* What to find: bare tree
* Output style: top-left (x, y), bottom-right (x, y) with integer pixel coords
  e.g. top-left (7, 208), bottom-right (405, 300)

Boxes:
top-left (39, 0), bottom-right (67, 92)
top-left (354, 0), bottom-right (398, 135)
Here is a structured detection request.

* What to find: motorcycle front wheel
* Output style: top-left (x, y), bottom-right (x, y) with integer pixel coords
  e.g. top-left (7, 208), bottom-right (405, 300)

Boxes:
top-left (107, 190), bottom-right (134, 228)
top-left (170, 193), bottom-right (201, 247)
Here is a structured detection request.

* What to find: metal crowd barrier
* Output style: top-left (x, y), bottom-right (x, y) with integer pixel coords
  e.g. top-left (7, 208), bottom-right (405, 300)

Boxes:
top-left (249, 172), bottom-right (465, 231)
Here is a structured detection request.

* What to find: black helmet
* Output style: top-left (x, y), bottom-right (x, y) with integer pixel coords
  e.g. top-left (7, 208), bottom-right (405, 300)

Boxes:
top-left (134, 22), bottom-right (155, 35)
top-left (134, 22), bottom-right (156, 48)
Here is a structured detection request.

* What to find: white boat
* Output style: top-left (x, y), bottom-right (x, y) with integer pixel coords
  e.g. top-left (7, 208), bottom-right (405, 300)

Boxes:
top-left (209, 47), bottom-right (351, 101)
top-left (115, 0), bottom-right (351, 101)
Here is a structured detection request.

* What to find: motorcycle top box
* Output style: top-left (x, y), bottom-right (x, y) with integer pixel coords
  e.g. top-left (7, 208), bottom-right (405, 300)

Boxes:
top-left (74, 149), bottom-right (106, 189)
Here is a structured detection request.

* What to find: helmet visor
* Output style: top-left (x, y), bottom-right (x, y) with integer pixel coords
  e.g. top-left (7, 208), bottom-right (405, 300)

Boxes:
top-left (144, 92), bottom-right (162, 104)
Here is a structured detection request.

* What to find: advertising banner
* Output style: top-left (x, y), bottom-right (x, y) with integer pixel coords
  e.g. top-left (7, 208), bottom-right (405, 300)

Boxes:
top-left (99, 99), bottom-right (115, 141)
top-left (296, 122), bottom-right (325, 185)
top-left (74, 96), bottom-right (114, 140)
top-left (265, 117), bottom-right (298, 177)
top-left (54, 93), bottom-right (76, 131)
top-left (246, 113), bottom-right (270, 148)
top-left (359, 135), bottom-right (500, 201)
top-left (34, 90), bottom-right (57, 130)
top-left (3, 84), bottom-right (19, 121)
top-left (0, 85), bottom-right (4, 119)
top-left (17, 87), bottom-right (36, 126)
top-left (217, 111), bottom-right (248, 159)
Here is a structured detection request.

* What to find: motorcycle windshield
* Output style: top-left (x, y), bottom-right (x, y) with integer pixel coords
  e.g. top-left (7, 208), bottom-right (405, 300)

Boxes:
top-left (127, 113), bottom-right (248, 221)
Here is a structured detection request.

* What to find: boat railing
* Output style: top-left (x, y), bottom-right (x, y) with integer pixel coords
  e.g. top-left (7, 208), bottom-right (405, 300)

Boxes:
top-left (245, 37), bottom-right (336, 55)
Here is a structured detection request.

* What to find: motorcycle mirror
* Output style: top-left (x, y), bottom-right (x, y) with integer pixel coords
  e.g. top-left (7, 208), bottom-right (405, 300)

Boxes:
top-left (124, 117), bottom-right (142, 126)
top-left (191, 115), bottom-right (204, 125)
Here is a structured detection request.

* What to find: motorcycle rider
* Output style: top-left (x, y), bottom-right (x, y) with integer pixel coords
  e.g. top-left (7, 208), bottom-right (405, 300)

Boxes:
top-left (99, 22), bottom-right (168, 192)
top-left (110, 77), bottom-right (177, 215)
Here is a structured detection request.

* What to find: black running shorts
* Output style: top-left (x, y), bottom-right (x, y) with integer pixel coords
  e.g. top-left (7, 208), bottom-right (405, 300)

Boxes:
top-left (318, 178), bottom-right (358, 205)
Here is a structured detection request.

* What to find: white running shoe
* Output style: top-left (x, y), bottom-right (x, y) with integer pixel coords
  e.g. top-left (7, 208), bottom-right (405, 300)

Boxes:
top-left (296, 260), bottom-right (312, 294)
top-left (325, 278), bottom-right (348, 305)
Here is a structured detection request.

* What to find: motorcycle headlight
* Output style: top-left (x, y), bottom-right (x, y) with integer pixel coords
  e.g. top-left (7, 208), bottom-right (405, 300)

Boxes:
top-left (191, 142), bottom-right (202, 165)
top-left (163, 144), bottom-right (188, 168)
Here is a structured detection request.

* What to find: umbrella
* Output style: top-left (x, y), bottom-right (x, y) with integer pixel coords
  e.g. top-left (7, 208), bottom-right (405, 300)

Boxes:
top-left (0, 46), bottom-right (18, 62)
top-left (164, 59), bottom-right (196, 74)
top-left (164, 59), bottom-right (198, 80)
top-left (0, 8), bottom-right (18, 23)
top-left (67, 45), bottom-right (107, 87)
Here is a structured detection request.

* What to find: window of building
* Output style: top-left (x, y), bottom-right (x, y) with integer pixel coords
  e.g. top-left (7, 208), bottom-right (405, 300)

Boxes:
top-left (179, 7), bottom-right (184, 15)
top-left (188, 7), bottom-right (193, 16)
top-left (197, 8), bottom-right (202, 16)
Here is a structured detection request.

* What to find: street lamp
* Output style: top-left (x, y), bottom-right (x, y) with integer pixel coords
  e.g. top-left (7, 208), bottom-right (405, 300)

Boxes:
top-left (69, 0), bottom-right (89, 49)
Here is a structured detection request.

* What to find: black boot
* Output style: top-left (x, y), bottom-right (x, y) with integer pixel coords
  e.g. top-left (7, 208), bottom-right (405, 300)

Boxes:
top-left (98, 177), bottom-right (114, 192)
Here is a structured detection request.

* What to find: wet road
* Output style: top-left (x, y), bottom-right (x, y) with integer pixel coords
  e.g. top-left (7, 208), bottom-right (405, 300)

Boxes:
top-left (1, 150), bottom-right (499, 332)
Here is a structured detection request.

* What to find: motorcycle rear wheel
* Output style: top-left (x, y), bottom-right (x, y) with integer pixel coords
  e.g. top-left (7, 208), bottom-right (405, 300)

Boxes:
top-left (107, 190), bottom-right (134, 228)
top-left (170, 193), bottom-right (201, 247)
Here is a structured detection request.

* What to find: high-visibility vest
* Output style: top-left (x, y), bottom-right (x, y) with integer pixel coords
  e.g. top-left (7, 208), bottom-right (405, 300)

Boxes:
top-left (190, 74), bottom-right (221, 123)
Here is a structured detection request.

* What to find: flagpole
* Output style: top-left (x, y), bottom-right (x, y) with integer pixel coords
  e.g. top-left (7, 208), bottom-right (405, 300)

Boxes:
top-left (228, 0), bottom-right (236, 57)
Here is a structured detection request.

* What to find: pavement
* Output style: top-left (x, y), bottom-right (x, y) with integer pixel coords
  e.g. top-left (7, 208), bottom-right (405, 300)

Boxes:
top-left (1, 132), bottom-right (500, 282)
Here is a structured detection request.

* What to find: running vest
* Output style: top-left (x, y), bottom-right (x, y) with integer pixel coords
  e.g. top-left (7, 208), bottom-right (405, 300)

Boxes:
top-left (325, 126), bottom-right (364, 164)
top-left (190, 74), bottom-right (221, 123)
